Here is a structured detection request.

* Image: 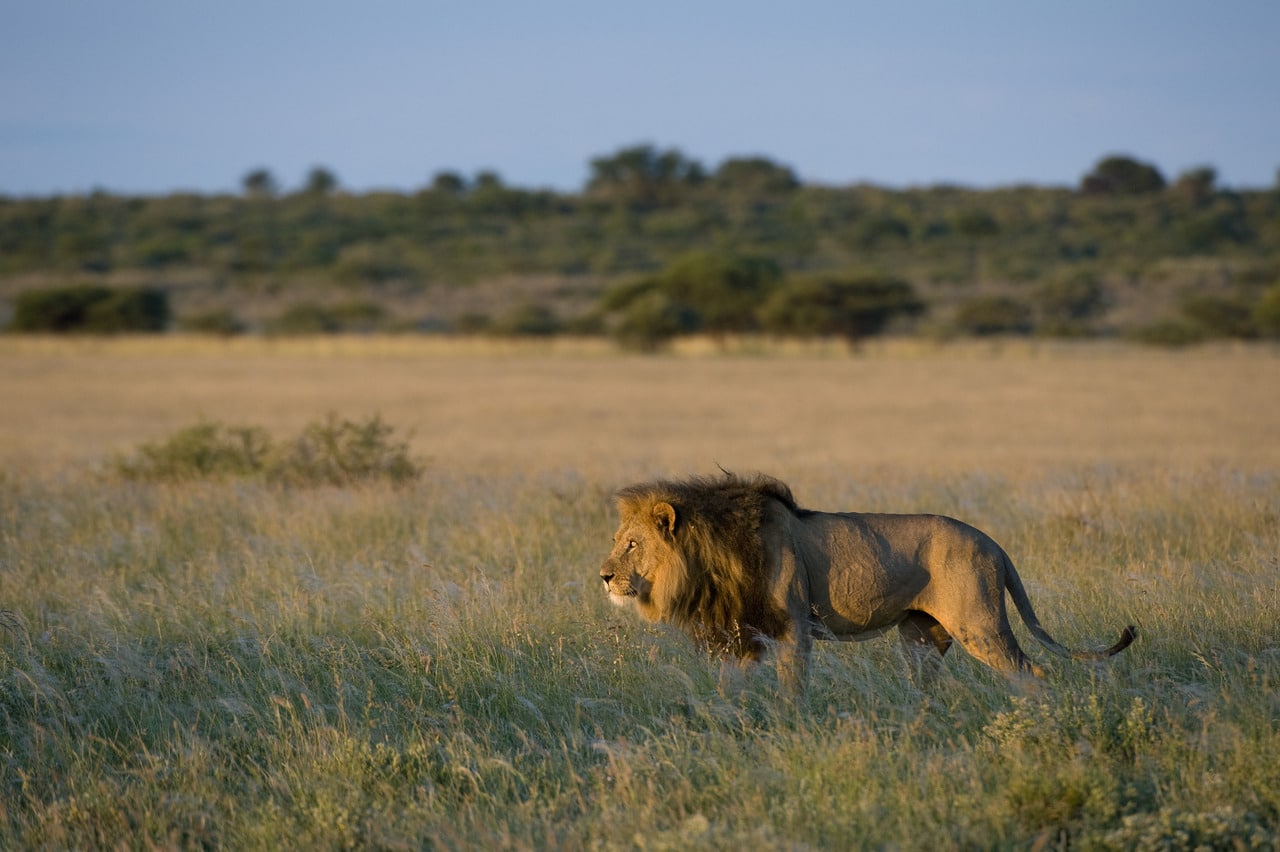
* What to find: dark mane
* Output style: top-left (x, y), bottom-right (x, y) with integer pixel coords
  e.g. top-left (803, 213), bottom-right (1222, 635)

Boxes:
top-left (615, 472), bottom-right (796, 658)
top-left (615, 470), bottom-right (800, 515)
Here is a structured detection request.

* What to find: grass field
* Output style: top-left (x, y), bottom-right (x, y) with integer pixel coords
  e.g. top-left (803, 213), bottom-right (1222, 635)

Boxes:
top-left (1, 337), bottom-right (1278, 849)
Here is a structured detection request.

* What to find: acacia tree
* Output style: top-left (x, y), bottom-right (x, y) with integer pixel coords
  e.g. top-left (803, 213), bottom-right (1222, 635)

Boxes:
top-left (713, 156), bottom-right (800, 195)
top-left (429, 170), bottom-right (467, 196)
top-left (759, 273), bottom-right (925, 344)
top-left (242, 168), bottom-right (278, 199)
top-left (586, 143), bottom-right (706, 208)
top-left (1080, 155), bottom-right (1166, 195)
top-left (600, 251), bottom-right (782, 341)
top-left (303, 166), bottom-right (338, 196)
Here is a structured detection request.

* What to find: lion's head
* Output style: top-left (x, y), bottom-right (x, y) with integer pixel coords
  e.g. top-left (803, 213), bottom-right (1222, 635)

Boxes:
top-left (599, 473), bottom-right (795, 658)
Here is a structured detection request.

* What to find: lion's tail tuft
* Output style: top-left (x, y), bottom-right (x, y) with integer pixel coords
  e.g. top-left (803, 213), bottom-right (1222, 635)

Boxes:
top-left (1004, 554), bottom-right (1137, 662)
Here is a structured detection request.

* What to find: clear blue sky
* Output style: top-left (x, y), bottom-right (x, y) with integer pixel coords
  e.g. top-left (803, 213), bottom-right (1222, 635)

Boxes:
top-left (3, 1), bottom-right (1278, 196)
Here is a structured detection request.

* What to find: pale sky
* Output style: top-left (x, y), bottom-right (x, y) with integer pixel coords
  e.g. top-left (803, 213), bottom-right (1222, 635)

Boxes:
top-left (3, 0), bottom-right (1277, 196)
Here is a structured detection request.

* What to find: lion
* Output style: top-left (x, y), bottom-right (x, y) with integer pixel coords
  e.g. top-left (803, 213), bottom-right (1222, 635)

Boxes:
top-left (599, 472), bottom-right (1135, 690)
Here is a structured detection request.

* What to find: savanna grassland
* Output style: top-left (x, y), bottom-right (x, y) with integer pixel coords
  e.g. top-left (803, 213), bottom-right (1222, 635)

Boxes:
top-left (1, 337), bottom-right (1278, 850)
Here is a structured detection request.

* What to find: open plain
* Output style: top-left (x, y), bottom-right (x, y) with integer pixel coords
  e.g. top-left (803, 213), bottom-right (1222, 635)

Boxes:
top-left (1, 337), bottom-right (1278, 848)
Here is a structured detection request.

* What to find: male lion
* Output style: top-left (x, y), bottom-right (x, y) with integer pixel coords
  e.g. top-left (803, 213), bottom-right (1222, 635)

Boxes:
top-left (599, 473), bottom-right (1135, 690)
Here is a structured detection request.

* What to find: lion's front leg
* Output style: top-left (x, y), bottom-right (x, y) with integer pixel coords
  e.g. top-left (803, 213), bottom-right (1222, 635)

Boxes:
top-left (716, 655), bottom-right (750, 697)
top-left (774, 624), bottom-right (812, 697)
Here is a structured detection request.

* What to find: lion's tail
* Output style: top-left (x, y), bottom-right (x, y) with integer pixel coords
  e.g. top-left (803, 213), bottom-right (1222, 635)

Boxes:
top-left (1003, 554), bottom-right (1137, 661)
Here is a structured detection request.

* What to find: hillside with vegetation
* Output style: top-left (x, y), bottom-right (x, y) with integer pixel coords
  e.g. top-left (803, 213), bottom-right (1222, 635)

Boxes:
top-left (3, 146), bottom-right (1279, 346)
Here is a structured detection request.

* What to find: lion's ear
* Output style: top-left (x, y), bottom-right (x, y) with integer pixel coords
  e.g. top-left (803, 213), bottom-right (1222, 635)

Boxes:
top-left (652, 501), bottom-right (677, 537)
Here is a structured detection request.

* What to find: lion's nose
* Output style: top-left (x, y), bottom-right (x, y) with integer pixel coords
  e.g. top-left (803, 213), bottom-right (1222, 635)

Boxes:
top-left (600, 570), bottom-right (614, 586)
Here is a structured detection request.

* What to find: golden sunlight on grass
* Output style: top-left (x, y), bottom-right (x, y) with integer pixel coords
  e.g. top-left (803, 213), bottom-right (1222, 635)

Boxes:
top-left (1, 336), bottom-right (1278, 848)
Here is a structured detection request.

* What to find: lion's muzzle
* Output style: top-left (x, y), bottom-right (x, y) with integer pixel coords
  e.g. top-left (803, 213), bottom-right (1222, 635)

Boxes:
top-left (600, 563), bottom-right (636, 604)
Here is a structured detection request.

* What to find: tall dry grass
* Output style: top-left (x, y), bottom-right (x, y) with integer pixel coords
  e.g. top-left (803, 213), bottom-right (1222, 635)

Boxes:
top-left (1, 337), bottom-right (1278, 848)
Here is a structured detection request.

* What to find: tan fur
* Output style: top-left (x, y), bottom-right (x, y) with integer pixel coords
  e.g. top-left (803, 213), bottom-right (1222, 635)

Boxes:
top-left (599, 473), bottom-right (1136, 691)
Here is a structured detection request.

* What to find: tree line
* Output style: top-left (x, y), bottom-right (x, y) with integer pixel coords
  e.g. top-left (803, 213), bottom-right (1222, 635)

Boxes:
top-left (3, 145), bottom-right (1280, 346)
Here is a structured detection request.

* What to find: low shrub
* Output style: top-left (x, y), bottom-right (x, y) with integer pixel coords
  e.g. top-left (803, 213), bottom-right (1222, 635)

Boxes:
top-left (952, 295), bottom-right (1033, 336)
top-left (12, 285), bottom-right (170, 333)
top-left (1034, 272), bottom-right (1108, 330)
top-left (1255, 281), bottom-right (1280, 338)
top-left (489, 302), bottom-right (563, 337)
top-left (177, 308), bottom-right (247, 336)
top-left (113, 414), bottom-right (421, 486)
top-left (1180, 293), bottom-right (1257, 339)
top-left (114, 421), bottom-right (272, 480)
top-left (269, 413), bottom-right (421, 486)
top-left (1126, 319), bottom-right (1208, 347)
top-left (265, 303), bottom-right (343, 335)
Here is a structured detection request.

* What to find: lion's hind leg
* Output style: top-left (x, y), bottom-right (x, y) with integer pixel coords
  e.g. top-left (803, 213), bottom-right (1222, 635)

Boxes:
top-left (897, 611), bottom-right (953, 684)
top-left (951, 626), bottom-right (1045, 679)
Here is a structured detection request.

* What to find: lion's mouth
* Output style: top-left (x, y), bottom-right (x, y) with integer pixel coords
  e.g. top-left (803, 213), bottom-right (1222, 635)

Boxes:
top-left (603, 580), bottom-right (636, 603)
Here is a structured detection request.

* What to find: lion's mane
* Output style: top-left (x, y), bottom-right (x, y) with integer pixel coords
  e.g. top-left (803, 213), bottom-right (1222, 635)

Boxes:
top-left (614, 472), bottom-right (796, 657)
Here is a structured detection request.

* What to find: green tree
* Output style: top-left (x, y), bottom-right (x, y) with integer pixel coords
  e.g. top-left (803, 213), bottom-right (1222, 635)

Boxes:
top-left (611, 291), bottom-right (699, 352)
top-left (303, 166), bottom-right (338, 196)
top-left (653, 252), bottom-right (782, 335)
top-left (11, 285), bottom-right (169, 334)
top-left (713, 156), bottom-right (799, 195)
top-left (429, 170), bottom-right (467, 196)
top-left (242, 168), bottom-right (278, 198)
top-left (83, 287), bottom-right (170, 333)
top-left (586, 143), bottom-right (706, 208)
top-left (473, 170), bottom-right (503, 192)
top-left (759, 273), bottom-right (925, 343)
top-left (601, 251), bottom-right (782, 337)
top-left (1172, 165), bottom-right (1216, 205)
top-left (1080, 155), bottom-right (1166, 195)
top-left (12, 285), bottom-right (111, 332)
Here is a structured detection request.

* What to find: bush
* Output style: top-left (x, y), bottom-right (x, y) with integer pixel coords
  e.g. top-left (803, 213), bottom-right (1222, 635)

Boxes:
top-left (270, 413), bottom-right (420, 487)
top-left (600, 252), bottom-right (782, 338)
top-left (177, 308), bottom-right (246, 336)
top-left (328, 300), bottom-right (387, 333)
top-left (113, 414), bottom-right (422, 486)
top-left (114, 421), bottom-right (273, 480)
top-left (611, 291), bottom-right (699, 352)
top-left (489, 303), bottom-right (563, 337)
top-left (1127, 319), bottom-right (1208, 347)
top-left (951, 295), bottom-right (1033, 336)
top-left (1180, 293), bottom-right (1257, 339)
top-left (451, 312), bottom-right (493, 334)
top-left (11, 285), bottom-right (169, 334)
top-left (1098, 807), bottom-right (1271, 851)
top-left (1035, 272), bottom-right (1108, 323)
top-left (266, 303), bottom-right (341, 335)
top-left (1033, 272), bottom-right (1108, 338)
top-left (1254, 282), bottom-right (1280, 338)
top-left (85, 288), bottom-right (169, 333)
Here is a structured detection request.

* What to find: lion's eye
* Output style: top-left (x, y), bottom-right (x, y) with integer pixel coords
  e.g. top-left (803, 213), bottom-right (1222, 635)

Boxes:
top-left (626, 539), bottom-right (637, 551)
